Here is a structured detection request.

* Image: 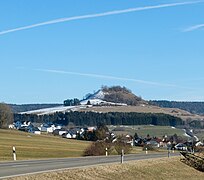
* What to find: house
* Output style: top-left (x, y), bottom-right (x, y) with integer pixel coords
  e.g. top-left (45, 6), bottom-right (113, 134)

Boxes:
top-left (55, 124), bottom-right (62, 130)
top-left (146, 140), bottom-right (160, 148)
top-left (175, 143), bottom-right (187, 151)
top-left (22, 121), bottom-right (31, 127)
top-left (14, 121), bottom-right (22, 129)
top-left (134, 137), bottom-right (144, 146)
top-left (40, 124), bottom-right (56, 133)
top-left (8, 124), bottom-right (15, 129)
top-left (62, 132), bottom-right (77, 139)
top-left (63, 133), bottom-right (72, 139)
top-left (28, 127), bottom-right (41, 135)
top-left (53, 129), bottom-right (68, 136)
top-left (87, 127), bottom-right (96, 132)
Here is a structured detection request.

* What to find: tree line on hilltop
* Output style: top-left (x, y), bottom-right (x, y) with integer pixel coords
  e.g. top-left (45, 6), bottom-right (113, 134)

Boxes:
top-left (10, 104), bottom-right (62, 113)
top-left (150, 100), bottom-right (204, 115)
top-left (102, 86), bottom-right (146, 105)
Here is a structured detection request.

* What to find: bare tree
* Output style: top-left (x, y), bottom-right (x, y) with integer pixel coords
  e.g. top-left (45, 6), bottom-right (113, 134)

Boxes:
top-left (0, 103), bottom-right (13, 128)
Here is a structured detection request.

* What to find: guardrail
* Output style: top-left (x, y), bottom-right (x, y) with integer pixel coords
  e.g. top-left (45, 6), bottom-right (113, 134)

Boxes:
top-left (180, 152), bottom-right (204, 172)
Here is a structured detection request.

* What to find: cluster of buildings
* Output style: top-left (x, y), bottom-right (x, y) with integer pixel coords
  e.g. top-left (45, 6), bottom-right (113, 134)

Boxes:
top-left (134, 134), bottom-right (203, 151)
top-left (9, 121), bottom-right (95, 139)
top-left (9, 121), bottom-right (203, 151)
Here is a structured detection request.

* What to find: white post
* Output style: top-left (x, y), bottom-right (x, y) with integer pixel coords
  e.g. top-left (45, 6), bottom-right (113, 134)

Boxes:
top-left (168, 148), bottom-right (170, 158)
top-left (13, 146), bottom-right (16, 161)
top-left (145, 147), bottom-right (148, 154)
top-left (121, 149), bottom-right (124, 163)
top-left (106, 147), bottom-right (108, 156)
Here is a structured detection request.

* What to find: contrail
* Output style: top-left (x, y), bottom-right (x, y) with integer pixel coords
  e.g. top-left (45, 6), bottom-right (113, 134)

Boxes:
top-left (183, 24), bottom-right (204, 32)
top-left (0, 1), bottom-right (202, 35)
top-left (34, 68), bottom-right (194, 89)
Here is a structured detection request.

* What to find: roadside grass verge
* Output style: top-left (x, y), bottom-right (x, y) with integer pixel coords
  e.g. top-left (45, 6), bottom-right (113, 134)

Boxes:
top-left (0, 129), bottom-right (90, 161)
top-left (7, 157), bottom-right (204, 180)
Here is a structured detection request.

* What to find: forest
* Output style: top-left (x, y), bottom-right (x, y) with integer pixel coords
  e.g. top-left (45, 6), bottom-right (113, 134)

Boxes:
top-left (150, 100), bottom-right (204, 115)
top-left (10, 104), bottom-right (62, 113)
top-left (14, 111), bottom-right (184, 127)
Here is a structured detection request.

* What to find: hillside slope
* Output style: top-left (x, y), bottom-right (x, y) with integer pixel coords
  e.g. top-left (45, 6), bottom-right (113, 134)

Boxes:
top-left (79, 104), bottom-right (204, 121)
top-left (0, 129), bottom-right (90, 161)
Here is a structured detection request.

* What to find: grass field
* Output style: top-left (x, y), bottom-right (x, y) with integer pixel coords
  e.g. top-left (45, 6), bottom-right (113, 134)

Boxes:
top-left (108, 125), bottom-right (186, 139)
top-left (8, 157), bottom-right (204, 180)
top-left (0, 129), bottom-right (90, 161)
top-left (79, 105), bottom-right (204, 121)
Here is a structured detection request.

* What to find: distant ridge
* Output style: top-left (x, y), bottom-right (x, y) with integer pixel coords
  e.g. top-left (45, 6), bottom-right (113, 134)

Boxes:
top-left (10, 104), bottom-right (62, 113)
top-left (150, 100), bottom-right (204, 115)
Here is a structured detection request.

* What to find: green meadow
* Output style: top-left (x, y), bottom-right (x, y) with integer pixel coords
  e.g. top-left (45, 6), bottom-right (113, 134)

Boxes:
top-left (109, 125), bottom-right (186, 139)
top-left (0, 129), bottom-right (90, 161)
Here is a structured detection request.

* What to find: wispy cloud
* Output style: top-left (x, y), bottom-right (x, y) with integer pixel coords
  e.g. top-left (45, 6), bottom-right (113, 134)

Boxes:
top-left (0, 1), bottom-right (202, 35)
top-left (34, 68), bottom-right (195, 90)
top-left (183, 24), bottom-right (204, 32)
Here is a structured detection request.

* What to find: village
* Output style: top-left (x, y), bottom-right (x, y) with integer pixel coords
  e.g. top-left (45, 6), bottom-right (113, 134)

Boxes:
top-left (8, 120), bottom-right (204, 153)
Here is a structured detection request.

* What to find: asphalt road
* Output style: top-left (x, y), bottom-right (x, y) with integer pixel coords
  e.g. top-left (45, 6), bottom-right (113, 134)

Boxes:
top-left (0, 152), bottom-right (179, 179)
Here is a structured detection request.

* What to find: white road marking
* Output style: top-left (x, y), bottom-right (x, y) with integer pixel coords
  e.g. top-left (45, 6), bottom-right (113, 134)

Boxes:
top-left (11, 165), bottom-right (29, 168)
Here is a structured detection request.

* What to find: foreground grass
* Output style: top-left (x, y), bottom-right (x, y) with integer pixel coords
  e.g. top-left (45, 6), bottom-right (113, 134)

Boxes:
top-left (7, 157), bottom-right (204, 180)
top-left (0, 129), bottom-right (90, 161)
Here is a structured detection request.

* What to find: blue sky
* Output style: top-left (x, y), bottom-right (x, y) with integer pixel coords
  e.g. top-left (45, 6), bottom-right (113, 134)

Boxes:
top-left (1, 0), bottom-right (204, 104)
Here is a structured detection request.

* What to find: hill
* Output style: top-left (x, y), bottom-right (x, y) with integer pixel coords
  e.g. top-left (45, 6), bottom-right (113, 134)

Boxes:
top-left (80, 86), bottom-right (147, 106)
top-left (13, 86), bottom-right (204, 126)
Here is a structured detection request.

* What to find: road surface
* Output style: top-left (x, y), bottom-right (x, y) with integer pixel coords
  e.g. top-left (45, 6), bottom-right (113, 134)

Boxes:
top-left (0, 152), bottom-right (179, 179)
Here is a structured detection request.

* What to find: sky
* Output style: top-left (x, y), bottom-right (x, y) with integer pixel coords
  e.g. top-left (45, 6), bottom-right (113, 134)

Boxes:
top-left (1, 0), bottom-right (204, 104)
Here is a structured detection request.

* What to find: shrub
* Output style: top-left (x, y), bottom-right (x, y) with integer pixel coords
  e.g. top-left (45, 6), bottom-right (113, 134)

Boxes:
top-left (83, 141), bottom-right (113, 156)
top-left (114, 141), bottom-right (132, 155)
top-left (83, 140), bottom-right (132, 156)
top-left (142, 144), bottom-right (157, 151)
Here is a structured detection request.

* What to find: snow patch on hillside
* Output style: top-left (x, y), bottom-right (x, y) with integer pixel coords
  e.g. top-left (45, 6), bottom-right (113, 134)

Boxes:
top-left (20, 105), bottom-right (85, 115)
top-left (80, 90), bottom-right (107, 105)
top-left (89, 90), bottom-right (106, 100)
top-left (80, 99), bottom-right (106, 105)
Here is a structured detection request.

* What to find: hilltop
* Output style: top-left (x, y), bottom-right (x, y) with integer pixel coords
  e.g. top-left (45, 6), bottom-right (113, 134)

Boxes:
top-left (17, 86), bottom-right (148, 115)
top-left (80, 86), bottom-right (147, 106)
